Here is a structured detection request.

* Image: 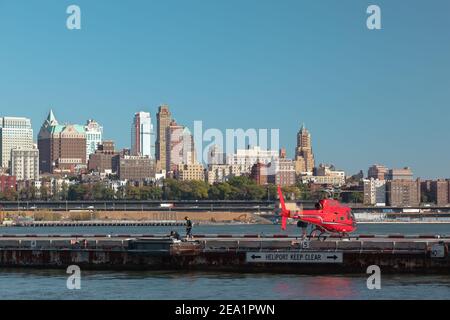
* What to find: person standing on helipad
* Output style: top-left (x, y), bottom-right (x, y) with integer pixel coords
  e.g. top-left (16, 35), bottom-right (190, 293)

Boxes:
top-left (185, 216), bottom-right (193, 240)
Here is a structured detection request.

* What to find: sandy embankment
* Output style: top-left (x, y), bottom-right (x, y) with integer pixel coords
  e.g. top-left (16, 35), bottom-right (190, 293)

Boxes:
top-left (0, 211), bottom-right (273, 224)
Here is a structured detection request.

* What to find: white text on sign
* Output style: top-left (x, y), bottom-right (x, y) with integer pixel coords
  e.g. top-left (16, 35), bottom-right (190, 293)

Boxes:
top-left (246, 252), bottom-right (343, 264)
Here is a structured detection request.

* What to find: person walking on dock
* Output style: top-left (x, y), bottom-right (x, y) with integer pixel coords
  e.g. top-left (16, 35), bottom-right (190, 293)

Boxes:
top-left (185, 216), bottom-right (193, 240)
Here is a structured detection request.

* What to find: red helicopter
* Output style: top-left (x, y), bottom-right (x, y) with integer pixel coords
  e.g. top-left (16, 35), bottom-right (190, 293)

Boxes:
top-left (277, 186), bottom-right (357, 239)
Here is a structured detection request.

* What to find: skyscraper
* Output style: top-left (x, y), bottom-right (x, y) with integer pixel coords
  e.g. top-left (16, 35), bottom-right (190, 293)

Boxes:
top-left (166, 120), bottom-right (196, 172)
top-left (38, 110), bottom-right (86, 173)
top-left (155, 105), bottom-right (172, 172)
top-left (85, 119), bottom-right (103, 161)
top-left (0, 117), bottom-right (34, 169)
top-left (131, 111), bottom-right (153, 158)
top-left (295, 124), bottom-right (315, 174)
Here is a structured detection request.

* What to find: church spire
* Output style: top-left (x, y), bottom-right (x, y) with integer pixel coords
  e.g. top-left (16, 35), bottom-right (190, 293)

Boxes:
top-left (46, 109), bottom-right (58, 125)
top-left (300, 123), bottom-right (307, 132)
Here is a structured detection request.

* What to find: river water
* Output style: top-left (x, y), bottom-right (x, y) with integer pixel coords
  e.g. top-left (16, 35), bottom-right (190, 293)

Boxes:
top-left (1, 223), bottom-right (449, 300)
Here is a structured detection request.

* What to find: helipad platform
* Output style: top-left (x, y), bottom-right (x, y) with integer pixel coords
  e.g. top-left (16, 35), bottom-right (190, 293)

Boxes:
top-left (0, 234), bottom-right (448, 274)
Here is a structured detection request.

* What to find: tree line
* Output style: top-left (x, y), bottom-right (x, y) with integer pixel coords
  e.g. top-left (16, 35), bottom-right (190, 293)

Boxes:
top-left (0, 176), bottom-right (363, 203)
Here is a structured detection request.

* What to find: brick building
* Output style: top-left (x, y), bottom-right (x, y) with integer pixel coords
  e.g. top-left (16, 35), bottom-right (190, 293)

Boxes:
top-left (295, 125), bottom-right (315, 174)
top-left (368, 164), bottom-right (388, 180)
top-left (421, 179), bottom-right (450, 206)
top-left (88, 141), bottom-right (119, 174)
top-left (0, 175), bottom-right (16, 193)
top-left (118, 156), bottom-right (155, 181)
top-left (250, 162), bottom-right (269, 186)
top-left (386, 179), bottom-right (420, 207)
top-left (268, 159), bottom-right (296, 186)
top-left (38, 110), bottom-right (86, 173)
top-left (155, 105), bottom-right (172, 172)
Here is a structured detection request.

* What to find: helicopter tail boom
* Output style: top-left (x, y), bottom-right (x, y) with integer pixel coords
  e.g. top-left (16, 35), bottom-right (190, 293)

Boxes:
top-left (277, 186), bottom-right (290, 230)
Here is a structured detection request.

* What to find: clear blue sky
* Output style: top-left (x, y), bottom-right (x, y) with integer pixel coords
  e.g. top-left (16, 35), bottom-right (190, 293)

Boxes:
top-left (1, 0), bottom-right (449, 179)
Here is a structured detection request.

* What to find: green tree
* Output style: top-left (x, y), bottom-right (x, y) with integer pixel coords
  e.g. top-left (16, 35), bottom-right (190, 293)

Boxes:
top-left (125, 185), bottom-right (141, 200)
top-left (282, 186), bottom-right (301, 200)
top-left (163, 179), bottom-right (182, 200)
top-left (68, 184), bottom-right (89, 201)
top-left (188, 180), bottom-right (209, 200)
top-left (59, 182), bottom-right (69, 200)
top-left (40, 185), bottom-right (49, 201)
top-left (296, 182), bottom-right (312, 200)
top-left (2, 187), bottom-right (18, 201)
top-left (92, 183), bottom-right (105, 200)
top-left (102, 187), bottom-right (116, 200)
top-left (347, 191), bottom-right (363, 204)
top-left (208, 182), bottom-right (233, 200)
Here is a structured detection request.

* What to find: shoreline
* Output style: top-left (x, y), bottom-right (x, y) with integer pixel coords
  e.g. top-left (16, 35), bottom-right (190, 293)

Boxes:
top-left (357, 221), bottom-right (450, 224)
top-left (2, 220), bottom-right (450, 228)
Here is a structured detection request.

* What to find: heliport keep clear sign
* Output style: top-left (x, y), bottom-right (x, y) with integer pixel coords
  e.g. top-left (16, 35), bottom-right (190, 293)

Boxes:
top-left (246, 252), bottom-right (343, 264)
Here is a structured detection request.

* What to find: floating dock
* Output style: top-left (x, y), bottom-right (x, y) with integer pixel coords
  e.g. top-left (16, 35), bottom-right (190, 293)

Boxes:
top-left (0, 234), bottom-right (448, 274)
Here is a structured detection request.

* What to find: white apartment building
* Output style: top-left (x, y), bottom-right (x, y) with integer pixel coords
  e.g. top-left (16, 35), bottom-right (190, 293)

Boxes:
top-left (176, 163), bottom-right (205, 181)
top-left (206, 164), bottom-right (243, 184)
top-left (11, 147), bottom-right (39, 181)
top-left (0, 117), bottom-right (34, 169)
top-left (226, 146), bottom-right (279, 174)
top-left (85, 119), bottom-right (103, 161)
top-left (301, 175), bottom-right (346, 186)
top-left (300, 164), bottom-right (346, 186)
top-left (363, 178), bottom-right (386, 206)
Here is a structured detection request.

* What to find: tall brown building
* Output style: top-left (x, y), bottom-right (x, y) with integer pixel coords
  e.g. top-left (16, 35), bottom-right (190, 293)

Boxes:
top-left (368, 164), bottom-right (388, 180)
top-left (155, 105), bottom-right (172, 172)
top-left (251, 162), bottom-right (269, 186)
top-left (38, 110), bottom-right (86, 174)
top-left (269, 159), bottom-right (296, 187)
top-left (421, 180), bottom-right (450, 206)
top-left (295, 124), bottom-right (315, 174)
top-left (98, 141), bottom-right (115, 153)
top-left (88, 141), bottom-right (119, 174)
top-left (118, 156), bottom-right (155, 181)
top-left (386, 179), bottom-right (420, 207)
top-left (431, 180), bottom-right (449, 206)
top-left (387, 167), bottom-right (413, 181)
top-left (420, 180), bottom-right (432, 203)
top-left (166, 120), bottom-right (196, 172)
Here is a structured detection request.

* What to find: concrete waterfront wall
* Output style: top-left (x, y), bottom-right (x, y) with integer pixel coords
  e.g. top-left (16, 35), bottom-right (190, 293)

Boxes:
top-left (0, 236), bottom-right (449, 273)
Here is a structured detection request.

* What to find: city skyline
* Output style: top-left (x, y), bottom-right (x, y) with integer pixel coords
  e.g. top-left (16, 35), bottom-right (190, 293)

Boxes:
top-left (0, 106), bottom-right (446, 180)
top-left (1, 1), bottom-right (450, 178)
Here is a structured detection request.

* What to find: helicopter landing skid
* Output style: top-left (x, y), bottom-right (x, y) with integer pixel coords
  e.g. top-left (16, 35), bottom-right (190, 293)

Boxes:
top-left (307, 228), bottom-right (328, 241)
top-left (307, 229), bottom-right (352, 242)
